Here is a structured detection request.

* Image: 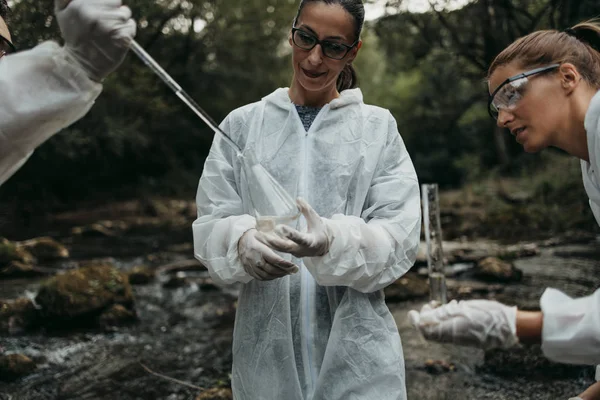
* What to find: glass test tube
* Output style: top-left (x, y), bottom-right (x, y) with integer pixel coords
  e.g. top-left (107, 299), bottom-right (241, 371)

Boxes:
top-left (421, 183), bottom-right (447, 305)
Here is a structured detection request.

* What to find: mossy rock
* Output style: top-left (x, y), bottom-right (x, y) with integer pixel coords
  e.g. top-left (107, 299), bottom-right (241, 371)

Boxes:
top-left (0, 238), bottom-right (18, 265)
top-left (0, 354), bottom-right (36, 381)
top-left (475, 257), bottom-right (523, 283)
top-left (0, 238), bottom-right (36, 267)
top-left (196, 388), bottom-right (233, 400)
top-left (35, 264), bottom-right (134, 320)
top-left (0, 298), bottom-right (39, 334)
top-left (16, 237), bottom-right (69, 262)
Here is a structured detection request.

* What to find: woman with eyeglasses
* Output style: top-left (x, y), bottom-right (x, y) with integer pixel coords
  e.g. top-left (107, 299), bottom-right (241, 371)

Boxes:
top-left (0, 0), bottom-right (135, 186)
top-left (410, 20), bottom-right (600, 400)
top-left (193, 0), bottom-right (420, 399)
top-left (0, 3), bottom-right (15, 60)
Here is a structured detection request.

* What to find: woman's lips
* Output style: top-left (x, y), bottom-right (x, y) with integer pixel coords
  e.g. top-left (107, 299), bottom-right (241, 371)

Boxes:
top-left (302, 68), bottom-right (326, 79)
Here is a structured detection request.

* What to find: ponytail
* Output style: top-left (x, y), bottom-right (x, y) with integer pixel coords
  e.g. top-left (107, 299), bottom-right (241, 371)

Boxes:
top-left (565, 20), bottom-right (600, 54)
top-left (0, 0), bottom-right (10, 21)
top-left (337, 63), bottom-right (358, 92)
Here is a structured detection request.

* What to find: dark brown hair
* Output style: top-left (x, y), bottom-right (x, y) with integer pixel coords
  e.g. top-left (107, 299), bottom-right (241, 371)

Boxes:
top-left (0, 0), bottom-right (9, 21)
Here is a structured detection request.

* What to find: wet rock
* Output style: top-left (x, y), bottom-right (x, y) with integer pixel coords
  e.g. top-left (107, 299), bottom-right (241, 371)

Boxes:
top-left (166, 243), bottom-right (194, 253)
top-left (142, 199), bottom-right (171, 217)
top-left (475, 257), bottom-right (523, 283)
top-left (0, 354), bottom-right (36, 381)
top-left (424, 359), bottom-right (456, 375)
top-left (70, 220), bottom-right (128, 238)
top-left (0, 261), bottom-right (47, 278)
top-left (500, 243), bottom-right (539, 259)
top-left (97, 304), bottom-right (137, 329)
top-left (15, 237), bottom-right (69, 262)
top-left (163, 275), bottom-right (189, 289)
top-left (127, 265), bottom-right (156, 285)
top-left (415, 241), bottom-right (540, 266)
top-left (157, 259), bottom-right (207, 274)
top-left (143, 199), bottom-right (195, 218)
top-left (384, 273), bottom-right (429, 302)
top-left (447, 279), bottom-right (505, 300)
top-left (71, 223), bottom-right (116, 237)
top-left (0, 238), bottom-right (36, 267)
top-left (196, 388), bottom-right (233, 400)
top-left (0, 298), bottom-right (39, 334)
top-left (35, 264), bottom-right (134, 320)
top-left (199, 278), bottom-right (220, 292)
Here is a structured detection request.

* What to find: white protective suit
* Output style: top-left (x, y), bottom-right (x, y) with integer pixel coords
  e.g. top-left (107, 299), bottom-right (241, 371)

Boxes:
top-left (193, 87), bottom-right (421, 400)
top-left (0, 43), bottom-right (102, 186)
top-left (538, 89), bottom-right (600, 367)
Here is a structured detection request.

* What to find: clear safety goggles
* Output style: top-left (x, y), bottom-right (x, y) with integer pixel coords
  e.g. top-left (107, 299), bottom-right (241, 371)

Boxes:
top-left (488, 64), bottom-right (560, 120)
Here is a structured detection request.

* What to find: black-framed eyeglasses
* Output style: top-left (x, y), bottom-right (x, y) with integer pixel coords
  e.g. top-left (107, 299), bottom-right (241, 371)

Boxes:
top-left (291, 27), bottom-right (358, 60)
top-left (0, 35), bottom-right (16, 59)
top-left (488, 64), bottom-right (560, 120)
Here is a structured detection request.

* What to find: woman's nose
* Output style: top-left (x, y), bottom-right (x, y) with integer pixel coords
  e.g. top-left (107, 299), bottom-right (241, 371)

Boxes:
top-left (307, 45), bottom-right (323, 65)
top-left (497, 108), bottom-right (514, 128)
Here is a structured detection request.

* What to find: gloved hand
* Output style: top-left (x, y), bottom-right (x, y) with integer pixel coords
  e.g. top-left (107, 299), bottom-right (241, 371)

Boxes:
top-left (55, 0), bottom-right (137, 81)
top-left (238, 228), bottom-right (299, 281)
top-left (260, 198), bottom-right (331, 258)
top-left (408, 299), bottom-right (519, 350)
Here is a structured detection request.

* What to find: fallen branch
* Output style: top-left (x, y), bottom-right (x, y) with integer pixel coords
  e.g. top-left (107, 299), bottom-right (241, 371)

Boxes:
top-left (156, 259), bottom-right (206, 275)
top-left (139, 363), bottom-right (204, 391)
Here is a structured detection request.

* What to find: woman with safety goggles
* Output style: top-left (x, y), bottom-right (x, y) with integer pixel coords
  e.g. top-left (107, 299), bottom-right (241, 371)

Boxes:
top-left (411, 19), bottom-right (600, 400)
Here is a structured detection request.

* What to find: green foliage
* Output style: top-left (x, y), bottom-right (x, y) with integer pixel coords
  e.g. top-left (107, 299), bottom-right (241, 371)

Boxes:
top-left (2, 0), bottom-right (298, 205)
top-left (482, 152), bottom-right (597, 239)
top-left (373, 0), bottom-right (600, 186)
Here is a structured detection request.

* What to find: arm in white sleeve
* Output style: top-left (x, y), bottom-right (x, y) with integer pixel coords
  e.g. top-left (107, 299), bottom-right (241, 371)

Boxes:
top-left (0, 42), bottom-right (102, 186)
top-left (304, 113), bottom-right (421, 293)
top-left (541, 288), bottom-right (600, 365)
top-left (192, 116), bottom-right (254, 285)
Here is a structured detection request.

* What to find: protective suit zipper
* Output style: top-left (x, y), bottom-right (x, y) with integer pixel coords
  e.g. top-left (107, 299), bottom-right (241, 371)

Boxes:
top-left (295, 104), bottom-right (328, 397)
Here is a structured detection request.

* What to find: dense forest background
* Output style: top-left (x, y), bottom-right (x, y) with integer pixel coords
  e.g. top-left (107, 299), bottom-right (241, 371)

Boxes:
top-left (2, 0), bottom-right (600, 237)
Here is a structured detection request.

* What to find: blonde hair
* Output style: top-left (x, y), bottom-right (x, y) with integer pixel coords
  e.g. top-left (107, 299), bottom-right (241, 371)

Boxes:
top-left (488, 19), bottom-right (600, 88)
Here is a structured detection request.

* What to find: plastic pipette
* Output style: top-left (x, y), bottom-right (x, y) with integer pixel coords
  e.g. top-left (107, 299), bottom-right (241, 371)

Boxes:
top-left (129, 40), bottom-right (242, 154)
top-left (130, 40), bottom-right (300, 223)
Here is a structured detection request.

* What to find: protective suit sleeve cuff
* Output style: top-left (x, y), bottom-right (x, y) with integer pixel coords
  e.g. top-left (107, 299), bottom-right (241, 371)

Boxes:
top-left (541, 288), bottom-right (600, 364)
top-left (55, 44), bottom-right (104, 91)
top-left (193, 214), bottom-right (255, 285)
top-left (225, 215), bottom-right (256, 264)
top-left (303, 215), bottom-right (405, 292)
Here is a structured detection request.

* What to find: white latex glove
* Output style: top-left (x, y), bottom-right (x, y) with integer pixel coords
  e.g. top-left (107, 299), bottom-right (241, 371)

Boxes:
top-left (261, 198), bottom-right (331, 258)
top-left (408, 299), bottom-right (519, 350)
top-left (567, 397), bottom-right (583, 400)
top-left (55, 0), bottom-right (137, 81)
top-left (238, 228), bottom-right (299, 281)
